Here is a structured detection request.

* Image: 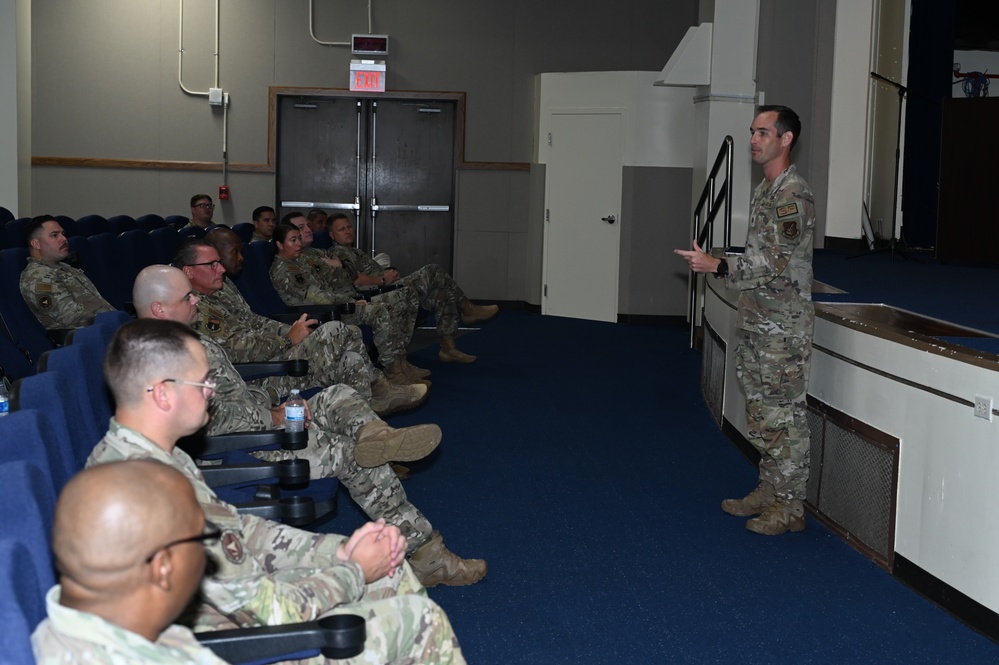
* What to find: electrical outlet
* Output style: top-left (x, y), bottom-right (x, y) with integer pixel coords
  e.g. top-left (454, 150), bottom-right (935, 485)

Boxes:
top-left (974, 395), bottom-right (993, 421)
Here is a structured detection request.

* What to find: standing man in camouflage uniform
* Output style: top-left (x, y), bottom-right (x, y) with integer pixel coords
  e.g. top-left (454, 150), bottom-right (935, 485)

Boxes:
top-left (327, 212), bottom-right (499, 364)
top-left (269, 223), bottom-right (427, 385)
top-left (675, 105), bottom-right (815, 536)
top-left (177, 235), bottom-right (424, 413)
top-left (184, 194), bottom-right (216, 230)
top-left (19, 215), bottom-right (115, 330)
top-left (33, 460), bottom-right (230, 664)
top-left (87, 319), bottom-right (470, 663)
top-left (132, 266), bottom-right (487, 587)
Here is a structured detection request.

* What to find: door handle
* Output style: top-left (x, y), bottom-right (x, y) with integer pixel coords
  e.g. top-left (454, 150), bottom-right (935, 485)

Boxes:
top-left (602, 215), bottom-right (616, 224)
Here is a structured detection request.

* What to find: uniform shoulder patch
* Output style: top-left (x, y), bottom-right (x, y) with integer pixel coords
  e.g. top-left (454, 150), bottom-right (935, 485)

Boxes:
top-left (35, 283), bottom-right (53, 293)
top-left (38, 295), bottom-right (53, 310)
top-left (776, 202), bottom-right (800, 219)
top-left (781, 220), bottom-right (800, 240)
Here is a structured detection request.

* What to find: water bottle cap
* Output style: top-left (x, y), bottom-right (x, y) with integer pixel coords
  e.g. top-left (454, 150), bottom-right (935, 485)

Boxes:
top-left (291, 389), bottom-right (300, 395)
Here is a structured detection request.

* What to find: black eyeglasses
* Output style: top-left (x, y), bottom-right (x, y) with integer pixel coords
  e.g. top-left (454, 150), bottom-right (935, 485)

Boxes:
top-left (186, 260), bottom-right (223, 270)
top-left (194, 203), bottom-right (216, 210)
top-left (145, 528), bottom-right (222, 563)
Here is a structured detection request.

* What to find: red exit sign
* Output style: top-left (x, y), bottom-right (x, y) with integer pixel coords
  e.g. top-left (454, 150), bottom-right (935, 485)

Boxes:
top-left (350, 61), bottom-right (386, 93)
top-left (351, 70), bottom-right (384, 92)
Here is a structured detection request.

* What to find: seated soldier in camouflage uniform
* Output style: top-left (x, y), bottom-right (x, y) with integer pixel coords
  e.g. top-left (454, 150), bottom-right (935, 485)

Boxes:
top-left (87, 318), bottom-right (471, 663)
top-left (326, 212), bottom-right (498, 364)
top-left (32, 460), bottom-right (230, 664)
top-left (176, 235), bottom-right (425, 416)
top-left (268, 223), bottom-right (428, 386)
top-left (250, 205), bottom-right (276, 242)
top-left (181, 193), bottom-right (217, 230)
top-left (132, 266), bottom-right (486, 587)
top-left (19, 215), bottom-right (115, 331)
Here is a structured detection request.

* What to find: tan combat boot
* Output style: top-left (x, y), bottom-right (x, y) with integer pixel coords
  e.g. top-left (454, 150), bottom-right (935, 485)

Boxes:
top-left (721, 481), bottom-right (776, 517)
top-left (383, 357), bottom-right (431, 387)
top-left (439, 335), bottom-right (476, 364)
top-left (391, 463), bottom-right (412, 480)
top-left (370, 373), bottom-right (428, 417)
top-left (408, 531), bottom-right (487, 587)
top-left (459, 300), bottom-right (499, 325)
top-left (354, 420), bottom-right (441, 468)
top-left (404, 358), bottom-right (432, 379)
top-left (746, 497), bottom-right (806, 535)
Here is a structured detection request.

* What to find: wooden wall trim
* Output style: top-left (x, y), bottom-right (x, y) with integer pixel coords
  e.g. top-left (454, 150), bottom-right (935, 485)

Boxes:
top-left (31, 156), bottom-right (272, 173)
top-left (33, 87), bottom-right (531, 174)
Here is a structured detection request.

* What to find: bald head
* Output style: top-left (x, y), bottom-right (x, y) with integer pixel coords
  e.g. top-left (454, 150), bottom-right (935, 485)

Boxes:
top-left (133, 265), bottom-right (198, 321)
top-left (53, 460), bottom-right (207, 639)
top-left (54, 460), bottom-right (202, 589)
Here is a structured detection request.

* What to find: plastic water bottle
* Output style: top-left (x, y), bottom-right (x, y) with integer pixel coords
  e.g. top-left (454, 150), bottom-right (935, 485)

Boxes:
top-left (0, 371), bottom-right (9, 418)
top-left (284, 389), bottom-right (306, 432)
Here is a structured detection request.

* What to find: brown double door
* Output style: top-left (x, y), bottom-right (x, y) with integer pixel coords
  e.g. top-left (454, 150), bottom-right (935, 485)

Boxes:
top-left (276, 92), bottom-right (457, 275)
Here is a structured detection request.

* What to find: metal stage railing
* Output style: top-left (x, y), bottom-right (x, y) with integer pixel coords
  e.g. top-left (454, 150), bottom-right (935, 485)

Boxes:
top-left (688, 136), bottom-right (734, 348)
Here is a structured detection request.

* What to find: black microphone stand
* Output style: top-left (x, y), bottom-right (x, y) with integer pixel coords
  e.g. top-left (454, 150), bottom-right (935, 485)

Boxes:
top-left (849, 71), bottom-right (916, 262)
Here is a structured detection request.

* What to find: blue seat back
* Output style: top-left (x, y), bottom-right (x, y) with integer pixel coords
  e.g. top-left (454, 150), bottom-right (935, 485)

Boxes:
top-left (0, 537), bottom-right (52, 663)
top-left (117, 228), bottom-right (155, 295)
top-left (107, 215), bottom-right (137, 235)
top-left (235, 241), bottom-right (291, 316)
top-left (0, 247), bottom-right (56, 367)
top-left (312, 229), bottom-right (333, 250)
top-left (54, 215), bottom-right (79, 238)
top-left (11, 375), bottom-right (89, 479)
top-left (76, 214), bottom-right (109, 237)
top-left (150, 226), bottom-right (182, 266)
top-left (81, 233), bottom-right (126, 308)
top-left (165, 214), bottom-right (189, 229)
top-left (37, 342), bottom-right (112, 449)
top-left (0, 206), bottom-right (14, 224)
top-left (5, 217), bottom-right (30, 249)
top-left (136, 213), bottom-right (167, 232)
top-left (232, 222), bottom-right (254, 243)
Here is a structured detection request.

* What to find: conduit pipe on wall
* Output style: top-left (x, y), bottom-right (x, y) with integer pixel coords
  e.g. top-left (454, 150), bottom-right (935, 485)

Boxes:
top-left (178, 0), bottom-right (220, 96)
top-left (178, 0), bottom-right (228, 186)
top-left (310, 0), bottom-right (373, 46)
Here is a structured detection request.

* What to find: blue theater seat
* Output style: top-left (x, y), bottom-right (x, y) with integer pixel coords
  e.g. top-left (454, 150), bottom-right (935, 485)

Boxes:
top-left (75, 214), bottom-right (109, 237)
top-left (136, 213), bottom-right (168, 232)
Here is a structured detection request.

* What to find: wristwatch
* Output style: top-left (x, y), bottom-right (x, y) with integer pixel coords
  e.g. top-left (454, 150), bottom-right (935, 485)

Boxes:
top-left (715, 259), bottom-right (729, 277)
top-left (282, 334), bottom-right (293, 349)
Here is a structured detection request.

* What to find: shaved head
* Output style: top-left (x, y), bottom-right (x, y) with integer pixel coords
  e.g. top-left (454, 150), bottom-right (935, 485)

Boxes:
top-left (133, 265), bottom-right (191, 317)
top-left (53, 460), bottom-right (201, 590)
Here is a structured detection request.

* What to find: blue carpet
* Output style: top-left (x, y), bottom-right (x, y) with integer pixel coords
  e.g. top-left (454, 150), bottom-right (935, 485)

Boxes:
top-left (315, 309), bottom-right (998, 663)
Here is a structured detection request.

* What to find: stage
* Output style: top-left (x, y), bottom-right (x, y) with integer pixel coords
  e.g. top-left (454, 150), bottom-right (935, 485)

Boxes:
top-left (700, 247), bottom-right (999, 639)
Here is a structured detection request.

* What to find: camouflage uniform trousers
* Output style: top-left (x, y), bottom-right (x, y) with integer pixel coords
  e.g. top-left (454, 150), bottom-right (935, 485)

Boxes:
top-left (258, 322), bottom-right (375, 402)
top-left (735, 330), bottom-right (812, 500)
top-left (395, 264), bottom-right (465, 337)
top-left (208, 520), bottom-right (466, 665)
top-left (252, 383), bottom-right (434, 551)
top-left (341, 286), bottom-right (419, 366)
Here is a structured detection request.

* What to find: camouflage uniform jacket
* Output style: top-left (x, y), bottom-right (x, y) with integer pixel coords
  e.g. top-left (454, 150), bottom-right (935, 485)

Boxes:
top-left (200, 333), bottom-right (273, 434)
top-left (250, 231), bottom-right (270, 243)
top-left (194, 278), bottom-right (293, 363)
top-left (300, 247), bottom-right (356, 291)
top-left (328, 244), bottom-right (384, 279)
top-left (19, 258), bottom-right (114, 330)
top-left (87, 419), bottom-right (365, 631)
top-left (725, 164), bottom-right (815, 338)
top-left (32, 585), bottom-right (229, 664)
top-left (270, 254), bottom-right (355, 305)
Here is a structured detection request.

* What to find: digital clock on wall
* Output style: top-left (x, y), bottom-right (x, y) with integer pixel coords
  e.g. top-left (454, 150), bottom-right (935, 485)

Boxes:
top-left (352, 34), bottom-right (389, 57)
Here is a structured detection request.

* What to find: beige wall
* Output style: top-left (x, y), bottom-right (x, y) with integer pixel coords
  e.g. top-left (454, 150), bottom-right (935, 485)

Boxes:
top-left (26, 0), bottom-right (697, 301)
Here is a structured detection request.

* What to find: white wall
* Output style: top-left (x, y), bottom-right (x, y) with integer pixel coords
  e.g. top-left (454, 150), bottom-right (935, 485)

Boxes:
top-left (826, 0), bottom-right (875, 240)
top-left (535, 72), bottom-right (695, 168)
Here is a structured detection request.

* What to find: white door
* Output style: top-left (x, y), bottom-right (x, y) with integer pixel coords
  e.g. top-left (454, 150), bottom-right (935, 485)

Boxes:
top-left (542, 110), bottom-right (623, 323)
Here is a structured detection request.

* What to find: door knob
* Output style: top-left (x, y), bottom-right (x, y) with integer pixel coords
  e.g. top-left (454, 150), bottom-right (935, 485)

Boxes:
top-left (602, 215), bottom-right (616, 224)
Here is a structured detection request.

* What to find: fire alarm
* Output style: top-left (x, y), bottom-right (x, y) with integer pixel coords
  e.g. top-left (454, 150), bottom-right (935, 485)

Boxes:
top-left (219, 185), bottom-right (230, 200)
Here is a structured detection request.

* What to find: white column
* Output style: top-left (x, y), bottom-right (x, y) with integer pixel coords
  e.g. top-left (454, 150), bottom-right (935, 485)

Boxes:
top-left (826, 1), bottom-right (875, 240)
